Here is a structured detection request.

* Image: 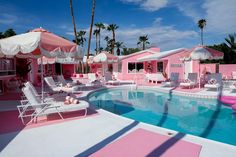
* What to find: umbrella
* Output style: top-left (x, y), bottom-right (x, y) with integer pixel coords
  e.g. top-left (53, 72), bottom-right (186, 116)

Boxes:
top-left (182, 45), bottom-right (224, 88)
top-left (93, 52), bottom-right (118, 63)
top-left (89, 52), bottom-right (118, 75)
top-left (0, 27), bottom-right (81, 100)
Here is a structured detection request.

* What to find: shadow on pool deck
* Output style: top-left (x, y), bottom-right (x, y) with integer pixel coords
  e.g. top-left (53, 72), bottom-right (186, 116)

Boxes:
top-left (75, 121), bottom-right (139, 157)
top-left (147, 132), bottom-right (186, 157)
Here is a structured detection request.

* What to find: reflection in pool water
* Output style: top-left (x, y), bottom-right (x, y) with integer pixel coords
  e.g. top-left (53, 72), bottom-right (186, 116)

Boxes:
top-left (88, 88), bottom-right (236, 146)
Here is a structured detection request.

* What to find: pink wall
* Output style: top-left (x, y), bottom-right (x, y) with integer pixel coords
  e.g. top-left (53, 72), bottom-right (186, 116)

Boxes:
top-left (198, 63), bottom-right (216, 75)
top-left (118, 51), bottom-right (158, 80)
top-left (162, 50), bottom-right (187, 80)
top-left (62, 64), bottom-right (74, 78)
top-left (194, 63), bottom-right (236, 79)
top-left (219, 64), bottom-right (236, 79)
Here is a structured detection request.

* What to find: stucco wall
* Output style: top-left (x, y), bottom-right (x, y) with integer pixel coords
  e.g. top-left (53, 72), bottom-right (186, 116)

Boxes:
top-left (118, 51), bottom-right (156, 80)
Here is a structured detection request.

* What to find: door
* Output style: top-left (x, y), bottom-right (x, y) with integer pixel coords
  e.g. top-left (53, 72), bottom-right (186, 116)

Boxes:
top-left (184, 60), bottom-right (192, 79)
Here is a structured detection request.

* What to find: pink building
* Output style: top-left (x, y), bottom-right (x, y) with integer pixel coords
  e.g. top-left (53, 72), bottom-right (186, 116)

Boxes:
top-left (117, 47), bottom-right (190, 81)
top-left (117, 48), bottom-right (160, 80)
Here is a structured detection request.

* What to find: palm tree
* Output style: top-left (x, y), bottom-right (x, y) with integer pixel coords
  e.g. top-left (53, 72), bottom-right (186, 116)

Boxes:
top-left (0, 32), bottom-right (5, 39)
top-left (95, 23), bottom-right (105, 53)
top-left (137, 35), bottom-right (150, 50)
top-left (225, 34), bottom-right (236, 51)
top-left (75, 30), bottom-right (86, 47)
top-left (3, 28), bottom-right (16, 38)
top-left (115, 41), bottom-right (125, 56)
top-left (104, 36), bottom-right (112, 52)
top-left (93, 29), bottom-right (99, 54)
top-left (69, 0), bottom-right (78, 44)
top-left (87, 0), bottom-right (96, 73)
top-left (107, 24), bottom-right (119, 54)
top-left (198, 19), bottom-right (206, 45)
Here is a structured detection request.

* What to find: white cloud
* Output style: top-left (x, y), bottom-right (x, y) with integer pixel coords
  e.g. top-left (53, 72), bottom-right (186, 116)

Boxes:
top-left (0, 13), bottom-right (17, 24)
top-left (174, 1), bottom-right (202, 22)
top-left (121, 0), bottom-right (168, 11)
top-left (203, 0), bottom-right (236, 34)
top-left (114, 24), bottom-right (197, 50)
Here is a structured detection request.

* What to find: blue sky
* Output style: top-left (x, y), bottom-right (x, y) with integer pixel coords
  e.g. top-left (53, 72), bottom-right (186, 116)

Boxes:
top-left (0, 0), bottom-right (235, 53)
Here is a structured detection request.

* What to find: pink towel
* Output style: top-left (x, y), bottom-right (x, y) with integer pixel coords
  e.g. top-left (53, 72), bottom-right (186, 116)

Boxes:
top-left (91, 128), bottom-right (202, 157)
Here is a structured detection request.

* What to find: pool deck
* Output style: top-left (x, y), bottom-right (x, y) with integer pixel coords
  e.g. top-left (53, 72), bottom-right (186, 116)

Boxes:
top-left (0, 85), bottom-right (236, 157)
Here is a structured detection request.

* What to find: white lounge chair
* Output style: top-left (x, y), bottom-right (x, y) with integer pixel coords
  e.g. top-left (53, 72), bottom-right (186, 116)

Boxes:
top-left (229, 83), bottom-right (236, 93)
top-left (44, 76), bottom-right (82, 93)
top-left (104, 72), bottom-right (120, 85)
top-left (161, 73), bottom-right (179, 87)
top-left (24, 81), bottom-right (65, 101)
top-left (18, 86), bottom-right (89, 125)
top-left (57, 75), bottom-right (77, 86)
top-left (179, 73), bottom-right (198, 89)
top-left (44, 77), bottom-right (63, 92)
top-left (204, 73), bottom-right (222, 91)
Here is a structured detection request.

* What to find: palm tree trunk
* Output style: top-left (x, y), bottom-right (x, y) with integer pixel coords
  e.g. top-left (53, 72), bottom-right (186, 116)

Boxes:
top-left (69, 0), bottom-right (78, 44)
top-left (112, 31), bottom-right (115, 54)
top-left (98, 29), bottom-right (101, 53)
top-left (143, 42), bottom-right (145, 50)
top-left (87, 0), bottom-right (96, 73)
top-left (96, 34), bottom-right (99, 54)
top-left (201, 29), bottom-right (203, 45)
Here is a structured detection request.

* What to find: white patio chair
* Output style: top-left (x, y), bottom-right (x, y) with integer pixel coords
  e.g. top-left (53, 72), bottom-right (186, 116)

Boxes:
top-left (57, 75), bottom-right (77, 86)
top-left (179, 73), bottom-right (198, 89)
top-left (104, 72), bottom-right (120, 85)
top-left (204, 73), bottom-right (222, 91)
top-left (45, 76), bottom-right (82, 93)
top-left (18, 86), bottom-right (89, 125)
top-left (44, 76), bottom-right (62, 92)
top-left (24, 81), bottom-right (65, 101)
top-left (161, 73), bottom-right (179, 87)
top-left (229, 84), bottom-right (236, 93)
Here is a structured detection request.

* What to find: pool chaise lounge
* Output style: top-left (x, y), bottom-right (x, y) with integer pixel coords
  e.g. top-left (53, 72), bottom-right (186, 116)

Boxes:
top-left (18, 86), bottom-right (89, 125)
top-left (57, 75), bottom-right (77, 86)
top-left (204, 73), bottom-right (222, 91)
top-left (161, 72), bottom-right (179, 87)
top-left (91, 128), bottom-right (202, 157)
top-left (44, 76), bottom-right (84, 93)
top-left (179, 73), bottom-right (198, 88)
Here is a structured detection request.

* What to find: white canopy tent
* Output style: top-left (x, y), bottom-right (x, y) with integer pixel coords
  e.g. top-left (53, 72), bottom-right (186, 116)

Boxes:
top-left (0, 28), bottom-right (83, 101)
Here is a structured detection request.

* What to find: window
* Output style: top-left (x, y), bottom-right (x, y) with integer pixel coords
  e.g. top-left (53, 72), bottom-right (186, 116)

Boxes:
top-left (128, 62), bottom-right (144, 73)
top-left (157, 62), bottom-right (163, 72)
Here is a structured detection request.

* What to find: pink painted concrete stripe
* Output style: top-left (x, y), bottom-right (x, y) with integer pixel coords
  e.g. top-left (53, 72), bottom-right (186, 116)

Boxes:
top-left (91, 128), bottom-right (202, 157)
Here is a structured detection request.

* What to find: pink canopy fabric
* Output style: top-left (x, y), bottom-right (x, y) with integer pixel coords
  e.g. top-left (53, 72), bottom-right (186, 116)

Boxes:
top-left (0, 27), bottom-right (79, 58)
top-left (31, 28), bottom-right (77, 55)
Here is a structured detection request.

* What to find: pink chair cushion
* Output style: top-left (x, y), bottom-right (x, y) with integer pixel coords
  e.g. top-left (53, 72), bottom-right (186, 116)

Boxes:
top-left (208, 79), bottom-right (217, 84)
top-left (91, 128), bottom-right (202, 157)
top-left (184, 79), bottom-right (191, 83)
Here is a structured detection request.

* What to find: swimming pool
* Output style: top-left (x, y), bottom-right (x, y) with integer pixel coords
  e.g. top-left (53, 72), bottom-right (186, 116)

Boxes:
top-left (88, 88), bottom-right (236, 146)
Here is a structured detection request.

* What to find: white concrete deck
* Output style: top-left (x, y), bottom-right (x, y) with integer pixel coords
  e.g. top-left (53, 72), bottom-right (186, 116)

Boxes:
top-left (0, 85), bottom-right (236, 157)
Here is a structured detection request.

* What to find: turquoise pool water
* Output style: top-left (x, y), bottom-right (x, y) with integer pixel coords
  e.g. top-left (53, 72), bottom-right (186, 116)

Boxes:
top-left (88, 88), bottom-right (236, 146)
